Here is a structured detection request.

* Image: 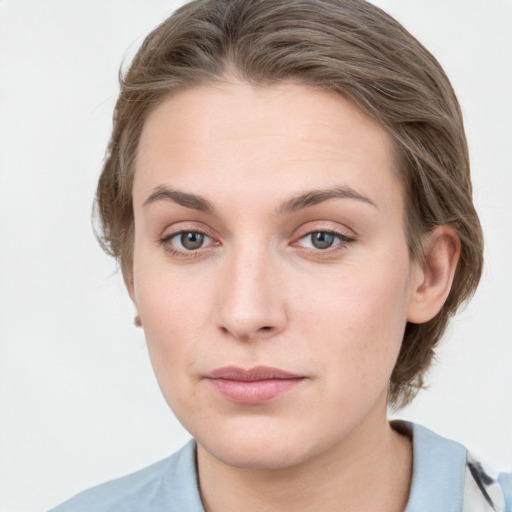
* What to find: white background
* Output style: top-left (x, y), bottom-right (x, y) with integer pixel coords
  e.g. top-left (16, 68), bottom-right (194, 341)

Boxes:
top-left (0, 1), bottom-right (511, 511)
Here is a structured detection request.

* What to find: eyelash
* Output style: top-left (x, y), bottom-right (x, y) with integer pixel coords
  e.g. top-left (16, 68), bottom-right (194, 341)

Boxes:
top-left (158, 228), bottom-right (356, 258)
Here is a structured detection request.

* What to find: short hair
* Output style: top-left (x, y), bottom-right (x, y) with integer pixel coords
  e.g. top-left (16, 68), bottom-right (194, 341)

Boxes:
top-left (95, 0), bottom-right (484, 408)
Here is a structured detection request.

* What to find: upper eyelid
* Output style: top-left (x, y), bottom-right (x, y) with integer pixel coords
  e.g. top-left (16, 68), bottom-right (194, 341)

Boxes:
top-left (293, 225), bottom-right (356, 241)
top-left (161, 223), bottom-right (216, 240)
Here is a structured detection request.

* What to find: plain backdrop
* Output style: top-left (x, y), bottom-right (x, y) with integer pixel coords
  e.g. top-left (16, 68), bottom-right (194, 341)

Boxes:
top-left (0, 1), bottom-right (511, 511)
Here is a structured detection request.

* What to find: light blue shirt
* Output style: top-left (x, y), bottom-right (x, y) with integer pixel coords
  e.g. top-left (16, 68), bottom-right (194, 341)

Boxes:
top-left (49, 422), bottom-right (512, 512)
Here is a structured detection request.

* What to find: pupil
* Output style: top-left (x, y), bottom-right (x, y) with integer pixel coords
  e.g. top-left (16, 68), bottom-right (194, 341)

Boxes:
top-left (181, 232), bottom-right (204, 250)
top-left (311, 232), bottom-right (334, 249)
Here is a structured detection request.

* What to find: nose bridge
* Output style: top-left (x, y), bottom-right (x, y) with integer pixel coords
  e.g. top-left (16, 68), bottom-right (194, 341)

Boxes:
top-left (216, 239), bottom-right (286, 340)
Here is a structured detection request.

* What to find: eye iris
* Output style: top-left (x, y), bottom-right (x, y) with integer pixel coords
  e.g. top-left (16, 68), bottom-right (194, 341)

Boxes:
top-left (180, 232), bottom-right (204, 250)
top-left (311, 232), bottom-right (335, 249)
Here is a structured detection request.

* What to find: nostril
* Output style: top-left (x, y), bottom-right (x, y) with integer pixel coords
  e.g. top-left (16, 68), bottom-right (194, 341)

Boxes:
top-left (260, 326), bottom-right (272, 331)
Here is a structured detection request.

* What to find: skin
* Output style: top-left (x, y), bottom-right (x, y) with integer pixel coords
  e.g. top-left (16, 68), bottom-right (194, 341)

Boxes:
top-left (130, 82), bottom-right (460, 511)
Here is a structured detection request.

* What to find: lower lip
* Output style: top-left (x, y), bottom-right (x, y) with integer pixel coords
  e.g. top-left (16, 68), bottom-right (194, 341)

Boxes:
top-left (206, 378), bottom-right (305, 404)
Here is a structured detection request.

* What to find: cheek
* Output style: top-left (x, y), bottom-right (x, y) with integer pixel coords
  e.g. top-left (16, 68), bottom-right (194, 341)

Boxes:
top-left (133, 237), bottom-right (213, 340)
top-left (132, 265), bottom-right (209, 391)
top-left (297, 258), bottom-right (411, 391)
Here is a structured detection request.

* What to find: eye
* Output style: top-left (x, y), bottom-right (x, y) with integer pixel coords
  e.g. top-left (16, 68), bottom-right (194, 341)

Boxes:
top-left (306, 232), bottom-right (336, 249)
top-left (164, 230), bottom-right (213, 251)
top-left (296, 230), bottom-right (354, 250)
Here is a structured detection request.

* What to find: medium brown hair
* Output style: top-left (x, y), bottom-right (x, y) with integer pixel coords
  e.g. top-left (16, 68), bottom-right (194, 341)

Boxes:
top-left (95, 0), bottom-right (483, 408)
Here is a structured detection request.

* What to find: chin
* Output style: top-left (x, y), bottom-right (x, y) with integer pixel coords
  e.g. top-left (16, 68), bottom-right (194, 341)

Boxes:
top-left (204, 436), bottom-right (304, 470)
top-left (192, 416), bottom-right (325, 471)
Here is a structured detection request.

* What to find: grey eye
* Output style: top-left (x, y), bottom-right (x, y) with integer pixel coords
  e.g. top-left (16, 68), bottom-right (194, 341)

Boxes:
top-left (178, 231), bottom-right (206, 250)
top-left (310, 232), bottom-right (336, 249)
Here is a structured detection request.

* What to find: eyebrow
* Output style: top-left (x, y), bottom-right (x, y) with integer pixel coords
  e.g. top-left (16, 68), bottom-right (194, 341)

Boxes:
top-left (142, 185), bottom-right (376, 214)
top-left (143, 186), bottom-right (216, 213)
top-left (277, 186), bottom-right (377, 214)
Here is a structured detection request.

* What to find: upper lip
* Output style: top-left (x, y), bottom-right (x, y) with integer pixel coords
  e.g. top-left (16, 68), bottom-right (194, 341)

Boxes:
top-left (206, 365), bottom-right (304, 381)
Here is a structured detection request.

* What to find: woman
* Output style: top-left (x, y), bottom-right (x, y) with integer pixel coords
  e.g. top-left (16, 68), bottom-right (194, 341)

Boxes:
top-left (49, 0), bottom-right (511, 510)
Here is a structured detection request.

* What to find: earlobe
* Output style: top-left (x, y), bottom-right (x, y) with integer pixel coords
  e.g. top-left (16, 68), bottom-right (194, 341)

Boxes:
top-left (406, 226), bottom-right (460, 324)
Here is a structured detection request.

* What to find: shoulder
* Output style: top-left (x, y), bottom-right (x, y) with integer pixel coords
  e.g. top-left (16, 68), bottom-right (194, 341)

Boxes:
top-left (393, 421), bottom-right (512, 512)
top-left (498, 472), bottom-right (512, 512)
top-left (48, 439), bottom-right (204, 512)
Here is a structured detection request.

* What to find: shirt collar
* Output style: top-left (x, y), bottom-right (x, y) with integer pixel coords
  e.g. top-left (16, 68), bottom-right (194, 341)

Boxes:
top-left (394, 421), bottom-right (467, 512)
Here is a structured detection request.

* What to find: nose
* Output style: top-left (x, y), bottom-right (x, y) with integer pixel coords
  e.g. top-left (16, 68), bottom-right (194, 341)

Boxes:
top-left (215, 246), bottom-right (288, 342)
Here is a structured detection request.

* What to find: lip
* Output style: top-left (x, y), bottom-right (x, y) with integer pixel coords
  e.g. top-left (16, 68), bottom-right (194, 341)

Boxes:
top-left (204, 366), bottom-right (306, 405)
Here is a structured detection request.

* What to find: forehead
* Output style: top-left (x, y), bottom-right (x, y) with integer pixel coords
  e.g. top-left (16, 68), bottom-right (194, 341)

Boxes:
top-left (133, 82), bottom-right (402, 213)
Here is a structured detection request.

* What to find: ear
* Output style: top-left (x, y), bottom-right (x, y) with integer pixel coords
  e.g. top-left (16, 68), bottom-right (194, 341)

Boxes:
top-left (125, 275), bottom-right (143, 328)
top-left (125, 274), bottom-right (136, 303)
top-left (406, 226), bottom-right (460, 324)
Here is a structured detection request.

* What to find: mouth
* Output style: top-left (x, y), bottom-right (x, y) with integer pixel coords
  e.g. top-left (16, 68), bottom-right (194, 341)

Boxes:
top-left (204, 366), bottom-right (306, 405)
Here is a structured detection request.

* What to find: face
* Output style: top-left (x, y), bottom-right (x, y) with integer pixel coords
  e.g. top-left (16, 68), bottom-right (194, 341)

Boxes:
top-left (131, 82), bottom-right (421, 470)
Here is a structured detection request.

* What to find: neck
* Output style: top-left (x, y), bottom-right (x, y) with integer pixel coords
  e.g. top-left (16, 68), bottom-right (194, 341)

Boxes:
top-left (196, 404), bottom-right (412, 512)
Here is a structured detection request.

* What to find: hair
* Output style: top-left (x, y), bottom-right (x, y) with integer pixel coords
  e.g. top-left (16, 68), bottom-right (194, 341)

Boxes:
top-left (95, 0), bottom-right (483, 408)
